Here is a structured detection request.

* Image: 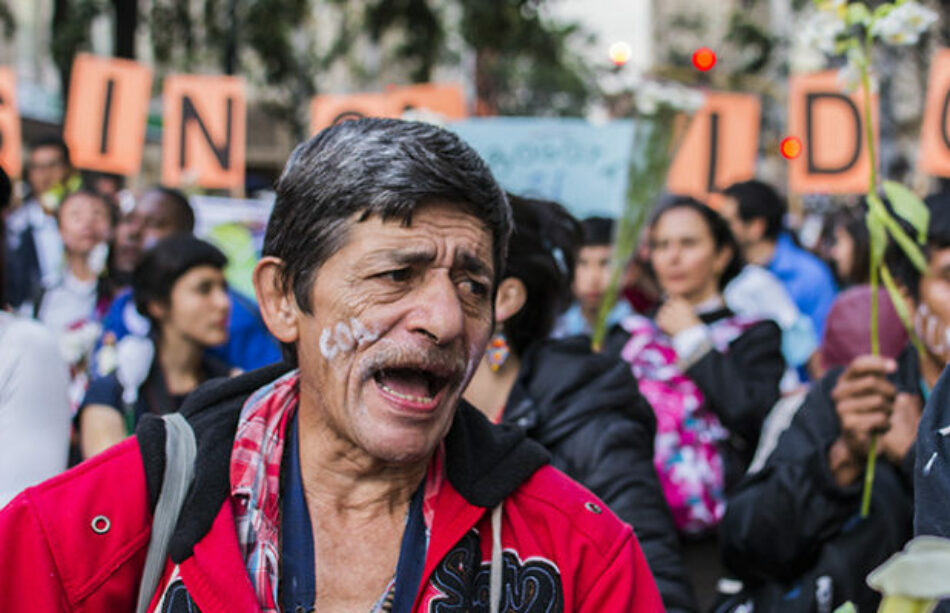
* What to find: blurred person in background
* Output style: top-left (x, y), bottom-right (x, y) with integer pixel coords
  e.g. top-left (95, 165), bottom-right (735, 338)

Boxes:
top-left (552, 216), bottom-right (634, 337)
top-left (822, 202), bottom-right (871, 288)
top-left (78, 234), bottom-right (232, 459)
top-left (0, 165), bottom-right (71, 507)
top-left (4, 137), bottom-right (79, 310)
top-left (465, 194), bottom-right (699, 612)
top-left (915, 193), bottom-right (950, 585)
top-left (97, 186), bottom-right (281, 372)
top-left (720, 179), bottom-right (838, 341)
top-left (612, 197), bottom-right (784, 536)
top-left (35, 189), bottom-right (116, 334)
top-left (719, 210), bottom-right (939, 611)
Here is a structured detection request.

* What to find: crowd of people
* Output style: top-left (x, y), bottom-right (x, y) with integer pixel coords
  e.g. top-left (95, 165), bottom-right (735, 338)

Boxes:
top-left (1, 119), bottom-right (949, 612)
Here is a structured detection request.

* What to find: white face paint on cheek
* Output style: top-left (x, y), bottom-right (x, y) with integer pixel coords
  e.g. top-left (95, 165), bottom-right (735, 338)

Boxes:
top-left (318, 317), bottom-right (383, 371)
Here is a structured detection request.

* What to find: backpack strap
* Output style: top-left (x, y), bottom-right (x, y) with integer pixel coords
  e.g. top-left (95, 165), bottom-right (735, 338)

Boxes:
top-left (136, 412), bottom-right (197, 613)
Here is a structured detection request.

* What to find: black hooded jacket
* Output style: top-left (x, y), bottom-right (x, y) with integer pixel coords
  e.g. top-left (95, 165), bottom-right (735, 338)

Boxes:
top-left (720, 349), bottom-right (919, 611)
top-left (503, 335), bottom-right (699, 613)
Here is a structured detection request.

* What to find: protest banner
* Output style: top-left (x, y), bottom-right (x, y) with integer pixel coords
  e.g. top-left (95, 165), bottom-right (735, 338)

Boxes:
top-left (788, 70), bottom-right (879, 194)
top-left (450, 117), bottom-right (635, 219)
top-left (667, 92), bottom-right (760, 205)
top-left (63, 53), bottom-right (152, 176)
top-left (0, 68), bottom-right (21, 178)
top-left (162, 74), bottom-right (246, 190)
top-left (919, 48), bottom-right (950, 177)
top-left (191, 194), bottom-right (274, 298)
top-left (310, 82), bottom-right (466, 134)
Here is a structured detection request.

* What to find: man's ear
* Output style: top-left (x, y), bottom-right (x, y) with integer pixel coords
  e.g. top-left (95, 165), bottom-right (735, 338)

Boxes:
top-left (494, 277), bottom-right (527, 324)
top-left (750, 217), bottom-right (768, 242)
top-left (253, 256), bottom-right (300, 344)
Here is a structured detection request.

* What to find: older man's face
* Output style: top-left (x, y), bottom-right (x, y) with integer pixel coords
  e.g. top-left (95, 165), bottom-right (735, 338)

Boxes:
top-left (295, 201), bottom-right (495, 463)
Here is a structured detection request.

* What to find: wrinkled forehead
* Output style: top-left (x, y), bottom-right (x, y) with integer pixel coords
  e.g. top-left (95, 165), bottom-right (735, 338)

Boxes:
top-left (352, 205), bottom-right (493, 267)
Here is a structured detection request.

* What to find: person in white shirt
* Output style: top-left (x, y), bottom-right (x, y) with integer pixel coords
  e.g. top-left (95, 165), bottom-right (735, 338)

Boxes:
top-left (0, 166), bottom-right (70, 507)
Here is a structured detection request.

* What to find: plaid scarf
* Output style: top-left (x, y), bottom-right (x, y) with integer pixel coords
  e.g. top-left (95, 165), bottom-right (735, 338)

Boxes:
top-left (229, 369), bottom-right (445, 612)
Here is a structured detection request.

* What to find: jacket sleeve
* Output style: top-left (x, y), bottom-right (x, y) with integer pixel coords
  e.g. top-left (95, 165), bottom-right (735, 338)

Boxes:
top-left (686, 320), bottom-right (785, 444)
top-left (573, 389), bottom-right (698, 612)
top-left (915, 363), bottom-right (950, 539)
top-left (576, 529), bottom-right (665, 613)
top-left (0, 493), bottom-right (71, 610)
top-left (719, 373), bottom-right (862, 583)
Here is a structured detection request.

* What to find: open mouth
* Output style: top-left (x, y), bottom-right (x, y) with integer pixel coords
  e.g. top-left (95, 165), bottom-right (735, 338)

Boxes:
top-left (372, 366), bottom-right (453, 410)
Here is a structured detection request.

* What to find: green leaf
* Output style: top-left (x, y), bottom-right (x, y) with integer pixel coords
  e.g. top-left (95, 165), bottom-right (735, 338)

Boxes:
top-left (883, 180), bottom-right (930, 243)
top-left (866, 200), bottom-right (888, 264)
top-left (867, 193), bottom-right (929, 273)
top-left (847, 3), bottom-right (871, 26)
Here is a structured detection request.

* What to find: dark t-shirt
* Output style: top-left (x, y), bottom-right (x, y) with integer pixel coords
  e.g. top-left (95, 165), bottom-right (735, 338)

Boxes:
top-left (79, 354), bottom-right (231, 429)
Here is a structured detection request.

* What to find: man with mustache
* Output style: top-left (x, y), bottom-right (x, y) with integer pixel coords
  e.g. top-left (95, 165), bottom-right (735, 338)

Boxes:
top-left (0, 119), bottom-right (662, 612)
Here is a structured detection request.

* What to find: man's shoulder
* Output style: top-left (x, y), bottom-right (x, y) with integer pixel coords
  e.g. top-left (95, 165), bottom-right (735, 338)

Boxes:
top-left (508, 464), bottom-right (634, 552)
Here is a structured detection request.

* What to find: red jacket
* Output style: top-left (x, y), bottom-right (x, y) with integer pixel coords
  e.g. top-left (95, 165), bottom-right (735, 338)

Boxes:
top-left (0, 364), bottom-right (663, 612)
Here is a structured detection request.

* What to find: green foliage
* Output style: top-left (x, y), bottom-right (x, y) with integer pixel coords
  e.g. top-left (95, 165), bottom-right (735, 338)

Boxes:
top-left (725, 12), bottom-right (774, 74)
top-left (365, 0), bottom-right (445, 83)
top-left (459, 0), bottom-right (596, 116)
top-left (0, 3), bottom-right (15, 39)
top-left (883, 180), bottom-right (930, 243)
top-left (51, 0), bottom-right (103, 95)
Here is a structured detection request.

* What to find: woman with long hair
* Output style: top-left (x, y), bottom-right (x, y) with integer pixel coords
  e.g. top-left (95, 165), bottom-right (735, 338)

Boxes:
top-left (616, 197), bottom-right (784, 536)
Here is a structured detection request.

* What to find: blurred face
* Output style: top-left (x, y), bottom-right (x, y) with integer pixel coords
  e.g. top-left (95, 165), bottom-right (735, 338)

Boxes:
top-left (58, 193), bottom-right (112, 256)
top-left (27, 145), bottom-right (70, 196)
top-left (572, 245), bottom-right (612, 316)
top-left (919, 247), bottom-right (950, 367)
top-left (719, 196), bottom-right (755, 250)
top-left (138, 190), bottom-right (189, 248)
top-left (112, 209), bottom-right (145, 274)
top-left (158, 265), bottom-right (230, 348)
top-left (293, 202), bottom-right (495, 464)
top-left (650, 207), bottom-right (730, 303)
top-left (830, 225), bottom-right (855, 282)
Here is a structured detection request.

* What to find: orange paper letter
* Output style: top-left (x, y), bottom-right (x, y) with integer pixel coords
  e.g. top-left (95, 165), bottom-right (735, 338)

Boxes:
top-left (788, 71), bottom-right (878, 194)
top-left (162, 74), bottom-right (246, 190)
top-left (919, 48), bottom-right (950, 178)
top-left (0, 68), bottom-right (21, 178)
top-left (667, 92), bottom-right (760, 205)
top-left (63, 53), bottom-right (152, 176)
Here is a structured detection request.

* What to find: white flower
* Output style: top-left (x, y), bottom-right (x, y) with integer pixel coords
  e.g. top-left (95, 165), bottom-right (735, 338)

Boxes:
top-left (116, 335), bottom-right (155, 405)
top-left (871, 2), bottom-right (938, 46)
top-left (634, 80), bottom-right (705, 116)
top-left (58, 321), bottom-right (103, 365)
top-left (799, 9), bottom-right (846, 55)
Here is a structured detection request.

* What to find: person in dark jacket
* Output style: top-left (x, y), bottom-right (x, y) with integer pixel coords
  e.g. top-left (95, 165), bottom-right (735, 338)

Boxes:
top-left (721, 208), bottom-right (949, 611)
top-left (464, 194), bottom-right (698, 612)
top-left (610, 197), bottom-right (784, 536)
top-left (913, 191), bottom-right (950, 613)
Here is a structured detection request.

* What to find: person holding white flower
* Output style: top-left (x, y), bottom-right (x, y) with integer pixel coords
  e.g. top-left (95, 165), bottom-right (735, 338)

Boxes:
top-left (78, 234), bottom-right (233, 458)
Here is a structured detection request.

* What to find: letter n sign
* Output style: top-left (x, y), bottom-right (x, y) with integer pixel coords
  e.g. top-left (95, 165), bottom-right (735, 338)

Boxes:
top-left (0, 67), bottom-right (21, 178)
top-left (788, 71), bottom-right (878, 194)
top-left (63, 53), bottom-right (152, 176)
top-left (162, 75), bottom-right (246, 189)
top-left (919, 48), bottom-right (950, 178)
